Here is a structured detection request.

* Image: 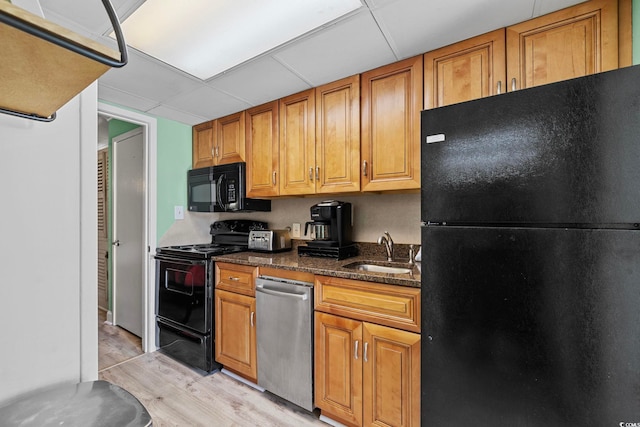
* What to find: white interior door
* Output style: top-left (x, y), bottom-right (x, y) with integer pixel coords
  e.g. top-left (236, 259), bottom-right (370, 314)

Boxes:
top-left (113, 128), bottom-right (144, 337)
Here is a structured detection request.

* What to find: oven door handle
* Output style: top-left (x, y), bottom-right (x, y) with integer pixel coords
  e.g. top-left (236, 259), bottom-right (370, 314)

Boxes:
top-left (154, 255), bottom-right (207, 265)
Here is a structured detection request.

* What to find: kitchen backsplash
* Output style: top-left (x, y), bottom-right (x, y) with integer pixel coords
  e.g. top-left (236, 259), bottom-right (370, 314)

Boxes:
top-left (158, 192), bottom-right (420, 247)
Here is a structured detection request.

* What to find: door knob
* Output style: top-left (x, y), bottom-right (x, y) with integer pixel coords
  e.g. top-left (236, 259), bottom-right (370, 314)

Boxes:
top-left (112, 239), bottom-right (120, 247)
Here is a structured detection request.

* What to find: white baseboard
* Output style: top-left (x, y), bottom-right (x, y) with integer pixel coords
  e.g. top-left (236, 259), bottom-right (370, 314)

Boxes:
top-left (221, 368), bottom-right (265, 392)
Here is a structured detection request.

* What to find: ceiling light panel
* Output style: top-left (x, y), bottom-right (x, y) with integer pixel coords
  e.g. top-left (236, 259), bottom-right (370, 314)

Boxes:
top-left (121, 0), bottom-right (362, 80)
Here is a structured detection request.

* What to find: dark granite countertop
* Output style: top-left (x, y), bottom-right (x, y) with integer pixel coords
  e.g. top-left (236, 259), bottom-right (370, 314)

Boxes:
top-left (212, 241), bottom-right (421, 288)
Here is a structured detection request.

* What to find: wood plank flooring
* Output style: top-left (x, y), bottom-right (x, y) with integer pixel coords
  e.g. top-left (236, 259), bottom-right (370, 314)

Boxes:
top-left (98, 310), bottom-right (324, 426)
top-left (98, 310), bottom-right (143, 371)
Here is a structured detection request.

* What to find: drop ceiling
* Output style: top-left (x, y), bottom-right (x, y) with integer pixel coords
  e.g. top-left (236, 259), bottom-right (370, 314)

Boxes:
top-left (38, 0), bottom-right (586, 125)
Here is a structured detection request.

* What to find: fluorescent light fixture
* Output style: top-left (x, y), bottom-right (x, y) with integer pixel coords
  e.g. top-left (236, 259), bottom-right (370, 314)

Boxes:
top-left (120, 0), bottom-right (362, 80)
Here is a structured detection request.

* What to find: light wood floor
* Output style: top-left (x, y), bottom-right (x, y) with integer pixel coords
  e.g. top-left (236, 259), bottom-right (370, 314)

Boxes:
top-left (98, 310), bottom-right (324, 426)
top-left (98, 309), bottom-right (144, 371)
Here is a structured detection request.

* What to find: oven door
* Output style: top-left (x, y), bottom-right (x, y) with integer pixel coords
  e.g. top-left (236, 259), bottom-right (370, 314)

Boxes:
top-left (155, 256), bottom-right (212, 334)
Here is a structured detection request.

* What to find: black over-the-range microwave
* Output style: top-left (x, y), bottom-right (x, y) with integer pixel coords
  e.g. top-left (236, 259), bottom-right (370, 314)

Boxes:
top-left (187, 162), bottom-right (271, 212)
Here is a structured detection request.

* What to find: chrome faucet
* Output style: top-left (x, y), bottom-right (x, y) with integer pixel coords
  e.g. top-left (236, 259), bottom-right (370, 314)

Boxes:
top-left (378, 231), bottom-right (394, 262)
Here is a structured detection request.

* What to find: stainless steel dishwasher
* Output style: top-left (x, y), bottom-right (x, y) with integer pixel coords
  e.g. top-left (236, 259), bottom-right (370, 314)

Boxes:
top-left (255, 275), bottom-right (314, 411)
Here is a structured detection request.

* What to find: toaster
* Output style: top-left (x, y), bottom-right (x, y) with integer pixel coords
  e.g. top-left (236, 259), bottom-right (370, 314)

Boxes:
top-left (248, 229), bottom-right (292, 252)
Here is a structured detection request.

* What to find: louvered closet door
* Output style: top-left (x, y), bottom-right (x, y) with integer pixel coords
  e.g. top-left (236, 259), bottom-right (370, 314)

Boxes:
top-left (97, 148), bottom-right (109, 311)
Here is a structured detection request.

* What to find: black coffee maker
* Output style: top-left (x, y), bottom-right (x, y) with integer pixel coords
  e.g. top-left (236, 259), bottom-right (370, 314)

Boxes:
top-left (299, 200), bottom-right (357, 259)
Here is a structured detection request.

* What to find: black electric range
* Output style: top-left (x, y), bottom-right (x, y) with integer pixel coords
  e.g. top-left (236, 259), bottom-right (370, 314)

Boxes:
top-left (154, 219), bottom-right (267, 372)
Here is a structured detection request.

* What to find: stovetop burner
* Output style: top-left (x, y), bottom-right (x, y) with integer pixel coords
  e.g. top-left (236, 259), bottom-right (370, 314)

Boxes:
top-left (155, 220), bottom-right (268, 259)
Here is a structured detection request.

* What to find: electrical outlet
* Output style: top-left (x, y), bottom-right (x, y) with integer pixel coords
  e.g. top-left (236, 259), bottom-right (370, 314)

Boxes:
top-left (292, 223), bottom-right (301, 238)
top-left (174, 205), bottom-right (184, 220)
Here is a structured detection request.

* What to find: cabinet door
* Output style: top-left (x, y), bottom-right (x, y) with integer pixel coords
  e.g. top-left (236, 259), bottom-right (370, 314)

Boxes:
top-left (215, 111), bottom-right (245, 165)
top-left (506, 0), bottom-right (618, 90)
top-left (246, 101), bottom-right (279, 197)
top-left (279, 89), bottom-right (316, 195)
top-left (315, 75), bottom-right (360, 194)
top-left (215, 289), bottom-right (257, 382)
top-left (192, 120), bottom-right (215, 168)
top-left (315, 312), bottom-right (363, 427)
top-left (361, 55), bottom-right (422, 192)
top-left (363, 322), bottom-right (420, 427)
top-left (424, 29), bottom-right (506, 109)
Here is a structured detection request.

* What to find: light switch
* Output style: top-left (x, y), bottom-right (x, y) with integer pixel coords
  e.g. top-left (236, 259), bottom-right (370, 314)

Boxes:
top-left (174, 205), bottom-right (184, 220)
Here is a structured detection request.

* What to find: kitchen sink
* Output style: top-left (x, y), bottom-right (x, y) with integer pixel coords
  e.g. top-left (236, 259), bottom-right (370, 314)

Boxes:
top-left (342, 261), bottom-right (413, 275)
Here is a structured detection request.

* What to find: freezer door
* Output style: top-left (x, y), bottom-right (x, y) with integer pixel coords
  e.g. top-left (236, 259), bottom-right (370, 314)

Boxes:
top-left (421, 66), bottom-right (640, 225)
top-left (421, 226), bottom-right (640, 426)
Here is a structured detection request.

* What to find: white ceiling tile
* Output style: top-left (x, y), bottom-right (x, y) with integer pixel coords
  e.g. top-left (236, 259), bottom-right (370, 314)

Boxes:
top-left (98, 84), bottom-right (159, 112)
top-left (373, 0), bottom-right (538, 57)
top-left (208, 57), bottom-right (311, 106)
top-left (40, 0), bottom-right (138, 35)
top-left (144, 105), bottom-right (208, 126)
top-left (274, 10), bottom-right (397, 87)
top-left (163, 86), bottom-right (252, 121)
top-left (533, 0), bottom-right (588, 17)
top-left (98, 50), bottom-right (203, 103)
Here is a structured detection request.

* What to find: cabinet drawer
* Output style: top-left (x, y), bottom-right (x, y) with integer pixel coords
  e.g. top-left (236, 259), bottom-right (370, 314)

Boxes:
top-left (215, 262), bottom-right (257, 296)
top-left (314, 276), bottom-right (420, 333)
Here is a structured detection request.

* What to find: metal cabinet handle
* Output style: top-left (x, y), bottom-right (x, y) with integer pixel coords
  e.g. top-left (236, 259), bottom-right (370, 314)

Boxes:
top-left (215, 146), bottom-right (220, 158)
top-left (354, 340), bottom-right (359, 360)
top-left (364, 342), bottom-right (368, 362)
top-left (272, 171), bottom-right (277, 185)
top-left (315, 166), bottom-right (319, 181)
top-left (309, 167), bottom-right (314, 182)
top-left (497, 80), bottom-right (502, 94)
top-left (511, 78), bottom-right (517, 91)
top-left (228, 276), bottom-right (239, 281)
top-left (362, 160), bottom-right (368, 177)
top-left (250, 311), bottom-right (254, 327)
top-left (211, 148), bottom-right (214, 157)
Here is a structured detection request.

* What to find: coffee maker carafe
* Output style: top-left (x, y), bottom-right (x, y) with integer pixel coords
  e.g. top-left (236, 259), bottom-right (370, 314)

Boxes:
top-left (304, 200), bottom-right (352, 247)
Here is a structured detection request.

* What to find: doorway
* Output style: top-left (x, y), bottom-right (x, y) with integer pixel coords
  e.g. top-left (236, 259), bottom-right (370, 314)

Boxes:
top-left (97, 103), bottom-right (158, 354)
top-left (112, 128), bottom-right (144, 337)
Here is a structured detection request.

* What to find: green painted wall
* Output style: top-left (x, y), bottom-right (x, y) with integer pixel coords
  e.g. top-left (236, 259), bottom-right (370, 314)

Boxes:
top-left (156, 118), bottom-right (192, 240)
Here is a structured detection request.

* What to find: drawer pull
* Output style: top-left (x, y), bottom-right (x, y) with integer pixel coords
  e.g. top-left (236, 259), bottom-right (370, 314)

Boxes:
top-left (354, 340), bottom-right (359, 360)
top-left (364, 342), bottom-right (369, 362)
top-left (228, 276), bottom-right (240, 281)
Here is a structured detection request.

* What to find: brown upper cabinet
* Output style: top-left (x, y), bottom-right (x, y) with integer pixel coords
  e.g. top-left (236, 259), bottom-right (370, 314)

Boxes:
top-left (279, 89), bottom-right (316, 196)
top-left (424, 29), bottom-right (506, 109)
top-left (315, 75), bottom-right (361, 194)
top-left (425, 0), bottom-right (628, 108)
top-left (192, 120), bottom-right (215, 168)
top-left (507, 0), bottom-right (619, 90)
top-left (361, 56), bottom-right (422, 192)
top-left (192, 111), bottom-right (245, 168)
top-left (246, 76), bottom-right (360, 197)
top-left (245, 101), bottom-right (279, 197)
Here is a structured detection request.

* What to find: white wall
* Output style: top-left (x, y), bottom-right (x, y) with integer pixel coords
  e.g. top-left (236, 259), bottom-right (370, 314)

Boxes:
top-left (159, 192), bottom-right (421, 247)
top-left (0, 86), bottom-right (98, 404)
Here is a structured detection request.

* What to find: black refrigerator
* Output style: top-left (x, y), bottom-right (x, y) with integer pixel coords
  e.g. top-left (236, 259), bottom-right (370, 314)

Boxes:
top-left (420, 66), bottom-right (640, 426)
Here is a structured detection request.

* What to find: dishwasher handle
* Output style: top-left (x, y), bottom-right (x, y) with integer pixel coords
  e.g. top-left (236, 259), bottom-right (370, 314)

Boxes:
top-left (256, 283), bottom-right (308, 301)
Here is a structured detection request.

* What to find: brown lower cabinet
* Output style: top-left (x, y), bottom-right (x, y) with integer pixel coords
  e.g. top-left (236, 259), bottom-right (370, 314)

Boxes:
top-left (214, 289), bottom-right (257, 382)
top-left (315, 312), bottom-right (420, 427)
